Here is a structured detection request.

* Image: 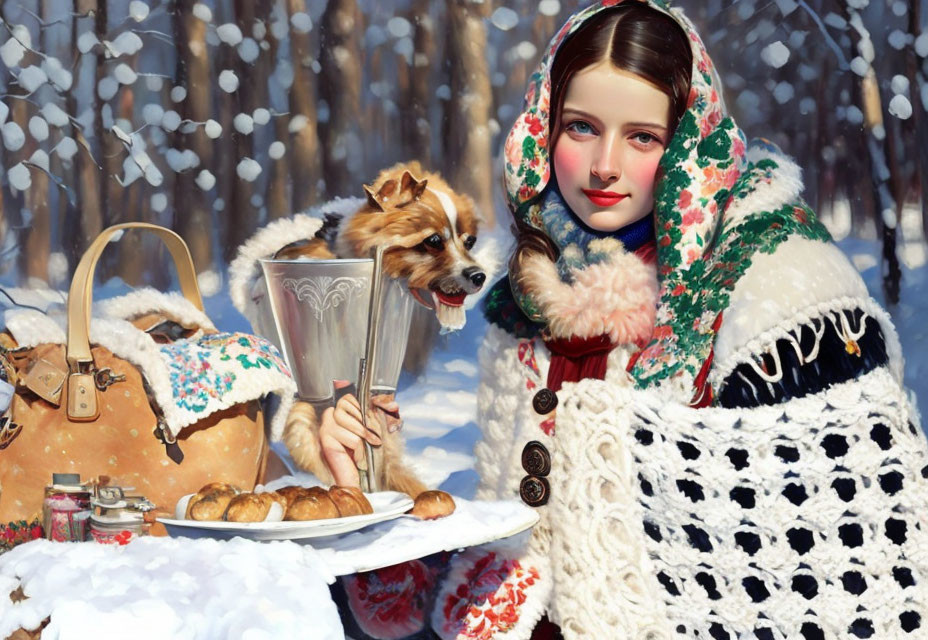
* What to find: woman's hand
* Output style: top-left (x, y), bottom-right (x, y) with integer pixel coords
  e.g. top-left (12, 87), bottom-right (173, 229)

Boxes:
top-left (318, 381), bottom-right (393, 488)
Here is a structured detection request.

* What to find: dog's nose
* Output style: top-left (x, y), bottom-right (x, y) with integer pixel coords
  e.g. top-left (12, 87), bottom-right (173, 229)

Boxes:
top-left (463, 267), bottom-right (486, 289)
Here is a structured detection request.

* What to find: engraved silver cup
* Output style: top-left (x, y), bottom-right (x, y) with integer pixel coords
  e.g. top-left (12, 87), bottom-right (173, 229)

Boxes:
top-left (259, 258), bottom-right (415, 402)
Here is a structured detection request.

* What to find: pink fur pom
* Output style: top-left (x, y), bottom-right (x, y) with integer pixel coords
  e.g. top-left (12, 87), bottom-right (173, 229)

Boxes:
top-left (519, 250), bottom-right (657, 345)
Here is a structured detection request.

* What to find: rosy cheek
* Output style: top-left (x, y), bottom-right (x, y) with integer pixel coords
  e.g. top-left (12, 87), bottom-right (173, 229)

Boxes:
top-left (553, 141), bottom-right (583, 180)
top-left (627, 154), bottom-right (662, 191)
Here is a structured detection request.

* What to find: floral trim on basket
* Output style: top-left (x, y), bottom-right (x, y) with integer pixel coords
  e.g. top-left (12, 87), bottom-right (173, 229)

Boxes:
top-left (158, 332), bottom-right (293, 431)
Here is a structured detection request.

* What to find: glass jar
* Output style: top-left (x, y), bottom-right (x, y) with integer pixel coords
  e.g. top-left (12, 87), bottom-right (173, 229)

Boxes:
top-left (42, 473), bottom-right (92, 542)
top-left (89, 486), bottom-right (154, 545)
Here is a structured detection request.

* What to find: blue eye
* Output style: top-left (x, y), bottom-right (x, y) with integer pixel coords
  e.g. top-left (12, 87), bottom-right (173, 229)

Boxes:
top-left (565, 120), bottom-right (596, 135)
top-left (633, 132), bottom-right (661, 146)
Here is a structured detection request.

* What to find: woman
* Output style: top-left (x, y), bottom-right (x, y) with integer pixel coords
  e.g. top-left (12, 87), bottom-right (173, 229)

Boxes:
top-left (434, 1), bottom-right (928, 639)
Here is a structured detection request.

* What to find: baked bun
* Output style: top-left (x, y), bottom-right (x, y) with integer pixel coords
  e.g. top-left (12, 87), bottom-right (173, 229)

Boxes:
top-left (409, 490), bottom-right (456, 520)
top-left (328, 486), bottom-right (373, 517)
top-left (276, 485), bottom-right (312, 505)
top-left (185, 482), bottom-right (240, 520)
top-left (224, 493), bottom-right (276, 522)
top-left (285, 487), bottom-right (340, 521)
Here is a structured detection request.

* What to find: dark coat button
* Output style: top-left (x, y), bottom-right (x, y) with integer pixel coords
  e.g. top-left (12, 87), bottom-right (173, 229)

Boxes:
top-left (521, 441), bottom-right (551, 476)
top-left (533, 388), bottom-right (558, 414)
top-left (520, 475), bottom-right (550, 507)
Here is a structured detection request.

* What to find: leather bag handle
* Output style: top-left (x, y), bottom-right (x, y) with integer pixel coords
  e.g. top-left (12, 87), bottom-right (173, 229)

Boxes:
top-left (64, 223), bottom-right (203, 420)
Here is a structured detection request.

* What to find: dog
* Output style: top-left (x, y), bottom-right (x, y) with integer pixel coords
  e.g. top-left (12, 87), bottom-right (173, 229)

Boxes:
top-left (273, 161), bottom-right (487, 330)
top-left (231, 161), bottom-right (493, 500)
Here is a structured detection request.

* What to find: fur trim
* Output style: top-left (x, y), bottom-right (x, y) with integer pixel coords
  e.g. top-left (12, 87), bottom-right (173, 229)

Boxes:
top-left (724, 142), bottom-right (804, 226)
top-left (96, 288), bottom-right (216, 333)
top-left (518, 249), bottom-right (657, 344)
top-left (282, 401), bottom-right (335, 485)
top-left (228, 198), bottom-right (363, 321)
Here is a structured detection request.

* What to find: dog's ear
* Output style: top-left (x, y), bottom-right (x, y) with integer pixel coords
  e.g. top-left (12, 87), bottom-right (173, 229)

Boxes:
top-left (400, 171), bottom-right (429, 200)
top-left (400, 170), bottom-right (417, 193)
top-left (377, 179), bottom-right (398, 202)
top-left (364, 186), bottom-right (385, 212)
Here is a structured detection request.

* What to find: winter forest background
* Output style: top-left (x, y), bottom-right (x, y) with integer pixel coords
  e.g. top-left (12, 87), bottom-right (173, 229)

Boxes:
top-left (0, 0), bottom-right (925, 354)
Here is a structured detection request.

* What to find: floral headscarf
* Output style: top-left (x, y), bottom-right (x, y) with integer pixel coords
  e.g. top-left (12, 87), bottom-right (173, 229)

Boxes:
top-left (499, 0), bottom-right (831, 402)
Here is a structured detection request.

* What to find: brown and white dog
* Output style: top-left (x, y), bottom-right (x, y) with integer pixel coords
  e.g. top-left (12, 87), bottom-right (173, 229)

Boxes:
top-left (273, 161), bottom-right (487, 331)
top-left (230, 161), bottom-right (495, 500)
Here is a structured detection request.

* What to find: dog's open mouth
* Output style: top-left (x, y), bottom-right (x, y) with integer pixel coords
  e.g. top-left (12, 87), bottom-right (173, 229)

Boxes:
top-left (410, 287), bottom-right (467, 331)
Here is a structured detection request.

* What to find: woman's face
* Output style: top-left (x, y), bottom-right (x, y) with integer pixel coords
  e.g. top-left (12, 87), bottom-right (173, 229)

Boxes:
top-left (553, 61), bottom-right (671, 232)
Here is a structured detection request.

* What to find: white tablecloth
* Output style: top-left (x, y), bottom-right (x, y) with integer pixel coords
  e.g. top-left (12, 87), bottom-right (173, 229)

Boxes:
top-left (0, 498), bottom-right (537, 640)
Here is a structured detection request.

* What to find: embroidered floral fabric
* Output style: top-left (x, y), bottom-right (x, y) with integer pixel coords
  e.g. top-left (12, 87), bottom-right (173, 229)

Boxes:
top-left (160, 332), bottom-right (292, 424)
top-left (498, 0), bottom-right (833, 400)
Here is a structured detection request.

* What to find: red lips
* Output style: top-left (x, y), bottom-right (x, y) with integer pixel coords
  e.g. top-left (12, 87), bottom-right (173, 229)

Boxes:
top-left (583, 189), bottom-right (627, 207)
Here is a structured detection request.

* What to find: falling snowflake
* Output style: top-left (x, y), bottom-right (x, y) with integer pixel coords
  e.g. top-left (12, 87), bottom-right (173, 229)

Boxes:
top-left (161, 110), bottom-right (182, 132)
top-left (28, 116), bottom-right (49, 142)
top-left (143, 103), bottom-right (165, 126)
top-left (151, 193), bottom-right (168, 212)
top-left (98, 76), bottom-right (119, 100)
top-left (42, 57), bottom-right (72, 91)
top-left (490, 7), bottom-right (519, 31)
top-left (889, 94), bottom-right (913, 120)
top-left (41, 103), bottom-right (69, 127)
top-left (234, 113), bottom-right (254, 134)
top-left (193, 3), bottom-right (212, 22)
top-left (238, 38), bottom-right (259, 63)
top-left (219, 70), bottom-right (239, 93)
top-left (55, 137), bottom-right (78, 161)
top-left (290, 13), bottom-right (312, 33)
top-left (217, 24), bottom-right (243, 46)
top-left (8, 163), bottom-right (31, 191)
top-left (196, 169), bottom-right (216, 191)
top-left (114, 63), bottom-right (138, 85)
top-left (269, 141), bottom-right (286, 159)
top-left (205, 119), bottom-right (222, 139)
top-left (109, 32), bottom-right (144, 56)
top-left (236, 157), bottom-right (262, 182)
top-left (761, 41), bottom-right (790, 68)
top-left (2, 122), bottom-right (26, 151)
top-left (129, 1), bottom-right (150, 22)
top-left (18, 66), bottom-right (48, 93)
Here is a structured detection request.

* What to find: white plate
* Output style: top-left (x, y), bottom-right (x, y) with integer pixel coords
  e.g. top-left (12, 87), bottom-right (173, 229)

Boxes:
top-left (157, 491), bottom-right (414, 541)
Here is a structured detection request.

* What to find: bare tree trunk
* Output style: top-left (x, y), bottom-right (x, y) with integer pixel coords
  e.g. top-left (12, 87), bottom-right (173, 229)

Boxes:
top-left (172, 0), bottom-right (214, 274)
top-left (319, 0), bottom-right (363, 198)
top-left (10, 17), bottom-right (50, 285)
top-left (222, 0), bottom-right (270, 261)
top-left (904, 0), bottom-right (928, 241)
top-left (444, 0), bottom-right (494, 224)
top-left (286, 0), bottom-right (321, 210)
top-left (63, 0), bottom-right (104, 268)
top-left (399, 0), bottom-right (434, 166)
top-left (265, 6), bottom-right (291, 220)
top-left (860, 69), bottom-right (902, 304)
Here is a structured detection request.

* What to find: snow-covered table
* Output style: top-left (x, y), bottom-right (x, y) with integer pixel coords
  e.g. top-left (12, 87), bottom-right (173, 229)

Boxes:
top-left (0, 498), bottom-right (537, 640)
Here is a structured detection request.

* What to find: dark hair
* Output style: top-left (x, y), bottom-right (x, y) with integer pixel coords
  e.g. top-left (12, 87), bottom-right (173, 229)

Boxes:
top-left (549, 4), bottom-right (693, 156)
